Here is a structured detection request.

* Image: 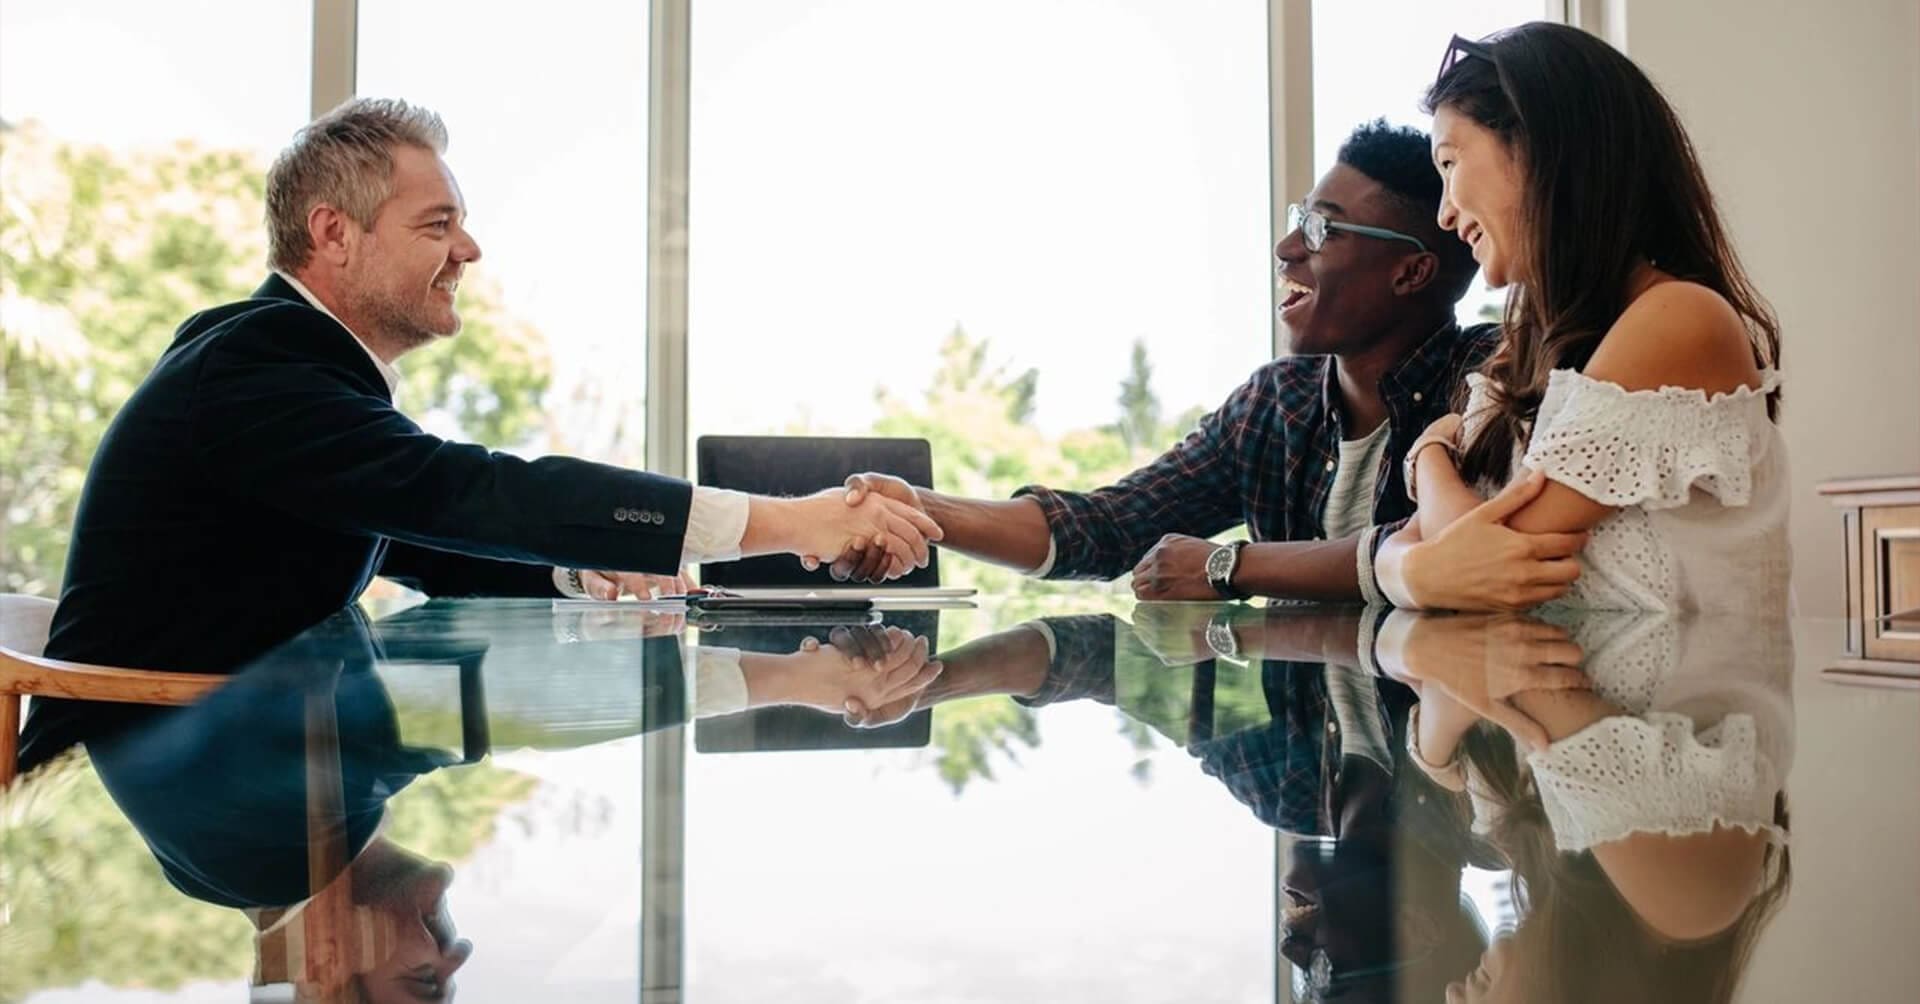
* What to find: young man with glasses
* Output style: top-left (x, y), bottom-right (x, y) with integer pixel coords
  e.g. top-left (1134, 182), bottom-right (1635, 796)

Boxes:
top-left (834, 121), bottom-right (1585, 610)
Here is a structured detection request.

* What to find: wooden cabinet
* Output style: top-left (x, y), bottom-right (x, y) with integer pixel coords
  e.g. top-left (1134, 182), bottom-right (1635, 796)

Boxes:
top-left (1821, 475), bottom-right (1920, 686)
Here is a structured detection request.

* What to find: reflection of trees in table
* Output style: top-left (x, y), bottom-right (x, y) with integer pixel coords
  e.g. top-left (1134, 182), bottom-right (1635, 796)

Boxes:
top-left (0, 750), bottom-right (532, 1000)
top-left (923, 695), bottom-right (1040, 794)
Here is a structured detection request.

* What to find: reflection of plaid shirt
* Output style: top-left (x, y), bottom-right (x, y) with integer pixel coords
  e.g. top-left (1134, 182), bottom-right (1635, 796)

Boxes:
top-left (1016, 323), bottom-right (1499, 580)
top-left (1191, 663), bottom-right (1418, 836)
top-left (1190, 662), bottom-right (1335, 834)
top-left (1014, 615), bottom-right (1119, 708)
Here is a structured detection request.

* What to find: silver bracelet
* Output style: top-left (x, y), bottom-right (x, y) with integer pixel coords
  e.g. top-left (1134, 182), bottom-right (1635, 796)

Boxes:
top-left (1402, 433), bottom-right (1460, 503)
top-left (1406, 703), bottom-right (1468, 791)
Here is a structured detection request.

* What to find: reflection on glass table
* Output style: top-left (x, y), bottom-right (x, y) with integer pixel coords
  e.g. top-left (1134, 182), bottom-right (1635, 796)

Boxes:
top-left (0, 597), bottom-right (1865, 1004)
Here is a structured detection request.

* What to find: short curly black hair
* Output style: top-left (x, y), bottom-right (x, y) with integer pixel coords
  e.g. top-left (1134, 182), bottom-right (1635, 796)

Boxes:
top-left (1336, 118), bottom-right (1478, 301)
top-left (1337, 119), bottom-right (1443, 217)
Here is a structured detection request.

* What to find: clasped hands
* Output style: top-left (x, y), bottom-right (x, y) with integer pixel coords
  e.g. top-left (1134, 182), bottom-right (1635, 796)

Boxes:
top-left (1378, 612), bottom-right (1590, 752)
top-left (574, 480), bottom-right (945, 599)
top-left (757, 624), bottom-right (945, 729)
top-left (801, 473), bottom-right (934, 582)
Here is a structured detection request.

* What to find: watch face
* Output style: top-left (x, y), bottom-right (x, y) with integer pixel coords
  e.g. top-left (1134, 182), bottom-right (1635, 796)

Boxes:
top-left (1205, 546), bottom-right (1235, 582)
top-left (1206, 618), bottom-right (1237, 656)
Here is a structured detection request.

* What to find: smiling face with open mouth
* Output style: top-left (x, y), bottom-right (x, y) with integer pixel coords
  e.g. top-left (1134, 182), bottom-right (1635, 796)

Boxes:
top-left (1432, 105), bottom-right (1527, 290)
top-left (1274, 164), bottom-right (1439, 357)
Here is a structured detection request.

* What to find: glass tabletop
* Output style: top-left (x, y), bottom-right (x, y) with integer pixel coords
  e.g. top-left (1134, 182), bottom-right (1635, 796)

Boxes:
top-left (2, 595), bottom-right (1915, 1003)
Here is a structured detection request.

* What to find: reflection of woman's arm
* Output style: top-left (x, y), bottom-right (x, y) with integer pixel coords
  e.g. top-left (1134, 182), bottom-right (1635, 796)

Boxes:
top-left (1507, 687), bottom-right (1619, 741)
top-left (1510, 689), bottom-right (1772, 941)
top-left (1377, 610), bottom-right (1588, 757)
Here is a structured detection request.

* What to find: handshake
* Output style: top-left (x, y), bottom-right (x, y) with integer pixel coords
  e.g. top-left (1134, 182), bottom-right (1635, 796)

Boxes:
top-left (794, 473), bottom-right (930, 582)
top-left (573, 473), bottom-right (935, 601)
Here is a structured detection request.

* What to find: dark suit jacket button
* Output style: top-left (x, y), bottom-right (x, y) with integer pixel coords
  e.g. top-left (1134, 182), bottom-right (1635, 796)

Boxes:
top-left (614, 508), bottom-right (629, 522)
top-left (647, 511), bottom-right (663, 524)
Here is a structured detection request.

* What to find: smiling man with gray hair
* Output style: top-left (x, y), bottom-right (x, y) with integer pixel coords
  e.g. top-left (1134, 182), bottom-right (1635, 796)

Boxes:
top-left (17, 97), bottom-right (942, 772)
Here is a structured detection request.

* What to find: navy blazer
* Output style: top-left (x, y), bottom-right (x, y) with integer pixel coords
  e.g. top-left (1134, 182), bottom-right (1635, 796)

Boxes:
top-left (21, 276), bottom-right (690, 768)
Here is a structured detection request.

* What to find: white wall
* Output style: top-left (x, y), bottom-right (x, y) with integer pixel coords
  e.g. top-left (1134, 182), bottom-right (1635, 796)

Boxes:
top-left (1609, 7), bottom-right (1920, 998)
top-left (1744, 634), bottom-right (1920, 1001)
top-left (1605, 0), bottom-right (1920, 616)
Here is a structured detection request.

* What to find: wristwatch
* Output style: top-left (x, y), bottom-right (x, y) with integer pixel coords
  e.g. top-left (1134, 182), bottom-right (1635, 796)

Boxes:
top-left (1205, 611), bottom-right (1248, 666)
top-left (1205, 540), bottom-right (1249, 600)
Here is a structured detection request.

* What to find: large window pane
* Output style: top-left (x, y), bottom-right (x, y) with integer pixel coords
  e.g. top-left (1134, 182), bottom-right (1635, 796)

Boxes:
top-left (686, 6), bottom-right (1273, 998)
top-left (688, 0), bottom-right (1272, 594)
top-left (0, 12), bottom-right (307, 998)
top-left (1312, 0), bottom-right (1553, 326)
top-left (0, 0), bottom-right (308, 599)
top-left (355, 11), bottom-right (656, 1002)
top-left (357, 1), bottom-right (650, 465)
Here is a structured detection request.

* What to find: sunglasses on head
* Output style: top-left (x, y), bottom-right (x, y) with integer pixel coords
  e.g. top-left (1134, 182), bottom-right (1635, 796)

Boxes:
top-left (1436, 34), bottom-right (1495, 83)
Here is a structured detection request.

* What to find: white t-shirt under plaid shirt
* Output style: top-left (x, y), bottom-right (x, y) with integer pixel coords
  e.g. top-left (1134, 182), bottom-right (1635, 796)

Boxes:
top-left (1320, 421), bottom-right (1391, 540)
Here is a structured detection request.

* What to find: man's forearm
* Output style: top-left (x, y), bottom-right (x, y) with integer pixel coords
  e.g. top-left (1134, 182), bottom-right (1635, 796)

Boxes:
top-left (918, 491), bottom-right (1054, 573)
top-left (736, 650), bottom-right (811, 707)
top-left (1233, 607), bottom-right (1366, 662)
top-left (1232, 537), bottom-right (1365, 602)
top-left (919, 624), bottom-right (1052, 703)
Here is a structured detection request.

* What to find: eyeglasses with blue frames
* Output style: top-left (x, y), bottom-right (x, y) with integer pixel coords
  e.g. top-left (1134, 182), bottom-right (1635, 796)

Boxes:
top-left (1286, 203), bottom-right (1429, 255)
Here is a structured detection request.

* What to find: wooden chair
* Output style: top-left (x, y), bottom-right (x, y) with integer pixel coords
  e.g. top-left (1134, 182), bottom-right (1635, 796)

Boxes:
top-left (1, 593), bottom-right (224, 787)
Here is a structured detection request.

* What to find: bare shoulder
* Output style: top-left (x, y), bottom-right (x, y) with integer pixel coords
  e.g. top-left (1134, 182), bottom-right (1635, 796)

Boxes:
top-left (1586, 279), bottom-right (1763, 396)
top-left (1594, 825), bottom-right (1772, 940)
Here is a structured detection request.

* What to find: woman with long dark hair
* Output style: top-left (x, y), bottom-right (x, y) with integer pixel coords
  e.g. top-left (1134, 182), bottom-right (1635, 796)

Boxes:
top-left (1383, 22), bottom-right (1788, 615)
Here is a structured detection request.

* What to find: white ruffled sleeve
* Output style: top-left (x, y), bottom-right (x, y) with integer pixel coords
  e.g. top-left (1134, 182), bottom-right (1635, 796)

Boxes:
top-left (1526, 711), bottom-right (1785, 852)
top-left (1521, 369), bottom-right (1779, 511)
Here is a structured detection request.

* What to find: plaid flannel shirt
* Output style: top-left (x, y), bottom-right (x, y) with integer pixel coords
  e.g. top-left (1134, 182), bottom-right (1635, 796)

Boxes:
top-left (1016, 322), bottom-right (1499, 580)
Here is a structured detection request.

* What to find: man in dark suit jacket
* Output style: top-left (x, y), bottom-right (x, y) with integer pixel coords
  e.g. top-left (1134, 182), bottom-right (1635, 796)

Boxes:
top-left (18, 97), bottom-right (941, 771)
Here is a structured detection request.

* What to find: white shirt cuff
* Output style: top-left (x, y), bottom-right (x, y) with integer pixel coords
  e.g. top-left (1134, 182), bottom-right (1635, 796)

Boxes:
top-left (1030, 535), bottom-right (1058, 577)
top-left (553, 567), bottom-right (589, 598)
top-left (1355, 526), bottom-right (1383, 606)
top-left (690, 645), bottom-right (750, 717)
top-left (1356, 606), bottom-right (1384, 678)
top-left (1020, 619), bottom-right (1060, 662)
top-left (681, 486), bottom-right (750, 566)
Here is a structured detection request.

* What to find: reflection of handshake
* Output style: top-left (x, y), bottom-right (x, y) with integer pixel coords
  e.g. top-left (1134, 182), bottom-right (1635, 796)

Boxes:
top-left (797, 473), bottom-right (931, 583)
top-left (742, 624), bottom-right (944, 729)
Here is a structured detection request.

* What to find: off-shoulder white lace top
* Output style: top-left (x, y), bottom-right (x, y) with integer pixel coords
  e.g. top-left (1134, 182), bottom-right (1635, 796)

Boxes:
top-left (1463, 612), bottom-right (1794, 853)
top-left (1461, 368), bottom-right (1791, 615)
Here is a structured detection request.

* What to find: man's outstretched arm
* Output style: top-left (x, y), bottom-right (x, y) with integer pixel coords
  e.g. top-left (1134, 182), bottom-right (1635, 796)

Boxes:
top-left (825, 370), bottom-right (1275, 582)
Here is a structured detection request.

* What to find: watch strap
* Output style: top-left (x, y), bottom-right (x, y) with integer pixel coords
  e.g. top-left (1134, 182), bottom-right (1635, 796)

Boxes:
top-left (1208, 540), bottom-right (1250, 600)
